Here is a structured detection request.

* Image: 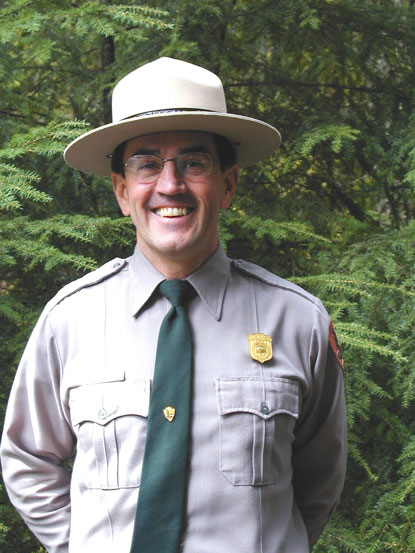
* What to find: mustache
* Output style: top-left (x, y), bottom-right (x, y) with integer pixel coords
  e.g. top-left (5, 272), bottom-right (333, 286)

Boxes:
top-left (148, 194), bottom-right (198, 209)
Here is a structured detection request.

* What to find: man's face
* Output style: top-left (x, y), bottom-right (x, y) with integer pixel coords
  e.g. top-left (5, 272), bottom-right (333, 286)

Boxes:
top-left (112, 131), bottom-right (238, 276)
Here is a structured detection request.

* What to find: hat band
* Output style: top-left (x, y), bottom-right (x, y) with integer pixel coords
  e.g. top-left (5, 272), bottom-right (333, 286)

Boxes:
top-left (120, 107), bottom-right (216, 121)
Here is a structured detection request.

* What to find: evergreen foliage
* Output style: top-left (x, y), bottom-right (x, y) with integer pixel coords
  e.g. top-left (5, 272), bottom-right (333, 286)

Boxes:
top-left (1, 0), bottom-right (415, 551)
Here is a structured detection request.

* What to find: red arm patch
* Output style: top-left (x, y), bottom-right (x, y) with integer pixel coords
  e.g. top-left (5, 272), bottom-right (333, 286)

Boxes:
top-left (329, 319), bottom-right (344, 371)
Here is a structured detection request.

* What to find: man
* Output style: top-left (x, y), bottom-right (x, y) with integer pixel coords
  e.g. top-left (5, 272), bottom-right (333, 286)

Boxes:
top-left (1, 57), bottom-right (346, 553)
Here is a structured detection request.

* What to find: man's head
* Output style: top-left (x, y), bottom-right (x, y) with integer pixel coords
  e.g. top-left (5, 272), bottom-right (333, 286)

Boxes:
top-left (112, 130), bottom-right (238, 278)
top-left (63, 57), bottom-right (281, 276)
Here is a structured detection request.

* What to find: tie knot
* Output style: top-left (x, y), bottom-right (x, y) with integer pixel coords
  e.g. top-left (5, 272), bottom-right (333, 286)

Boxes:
top-left (159, 279), bottom-right (194, 308)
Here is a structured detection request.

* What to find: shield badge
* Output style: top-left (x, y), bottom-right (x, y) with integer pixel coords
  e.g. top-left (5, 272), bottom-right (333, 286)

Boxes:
top-left (163, 406), bottom-right (176, 422)
top-left (248, 333), bottom-right (273, 364)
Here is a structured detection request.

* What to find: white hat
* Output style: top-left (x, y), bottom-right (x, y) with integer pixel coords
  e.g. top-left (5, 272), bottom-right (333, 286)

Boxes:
top-left (64, 57), bottom-right (281, 176)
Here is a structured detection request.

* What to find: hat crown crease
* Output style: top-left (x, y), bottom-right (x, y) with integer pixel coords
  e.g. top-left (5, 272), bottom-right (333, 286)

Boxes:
top-left (112, 57), bottom-right (227, 122)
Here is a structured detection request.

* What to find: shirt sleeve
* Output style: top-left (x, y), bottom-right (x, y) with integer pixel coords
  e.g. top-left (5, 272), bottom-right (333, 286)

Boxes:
top-left (1, 308), bottom-right (75, 553)
top-left (291, 300), bottom-right (347, 550)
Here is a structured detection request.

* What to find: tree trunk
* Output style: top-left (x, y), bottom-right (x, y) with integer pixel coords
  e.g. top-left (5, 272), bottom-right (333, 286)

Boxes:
top-left (101, 36), bottom-right (115, 124)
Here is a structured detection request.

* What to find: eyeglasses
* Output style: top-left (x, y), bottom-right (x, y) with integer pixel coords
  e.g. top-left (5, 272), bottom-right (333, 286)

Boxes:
top-left (123, 152), bottom-right (218, 183)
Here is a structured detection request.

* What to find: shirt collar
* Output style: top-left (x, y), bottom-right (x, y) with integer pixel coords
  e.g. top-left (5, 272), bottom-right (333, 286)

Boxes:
top-left (186, 244), bottom-right (230, 320)
top-left (128, 243), bottom-right (230, 320)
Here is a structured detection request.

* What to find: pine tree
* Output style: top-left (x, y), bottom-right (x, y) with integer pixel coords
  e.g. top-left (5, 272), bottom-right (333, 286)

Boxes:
top-left (1, 1), bottom-right (415, 551)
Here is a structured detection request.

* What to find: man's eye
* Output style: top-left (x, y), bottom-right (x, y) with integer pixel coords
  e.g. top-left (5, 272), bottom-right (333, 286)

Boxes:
top-left (181, 155), bottom-right (206, 169)
top-left (185, 160), bottom-right (204, 168)
top-left (140, 162), bottom-right (158, 170)
top-left (135, 157), bottom-right (161, 171)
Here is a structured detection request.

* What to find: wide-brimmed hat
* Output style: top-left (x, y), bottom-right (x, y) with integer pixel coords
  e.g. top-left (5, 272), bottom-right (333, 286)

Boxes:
top-left (64, 57), bottom-right (281, 176)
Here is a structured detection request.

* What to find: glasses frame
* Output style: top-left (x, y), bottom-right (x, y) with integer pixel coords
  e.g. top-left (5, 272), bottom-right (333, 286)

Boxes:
top-left (123, 152), bottom-right (219, 184)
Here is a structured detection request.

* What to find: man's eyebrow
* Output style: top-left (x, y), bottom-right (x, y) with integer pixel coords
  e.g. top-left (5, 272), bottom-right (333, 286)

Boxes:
top-left (130, 148), bottom-right (160, 156)
top-left (178, 145), bottom-right (210, 154)
top-left (130, 145), bottom-right (211, 157)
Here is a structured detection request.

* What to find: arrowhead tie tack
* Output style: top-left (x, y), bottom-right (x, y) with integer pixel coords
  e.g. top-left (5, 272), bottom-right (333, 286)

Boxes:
top-left (163, 406), bottom-right (176, 422)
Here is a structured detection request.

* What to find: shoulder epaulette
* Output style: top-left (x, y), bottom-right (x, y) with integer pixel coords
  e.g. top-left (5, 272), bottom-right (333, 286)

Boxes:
top-left (46, 257), bottom-right (128, 312)
top-left (231, 258), bottom-right (318, 305)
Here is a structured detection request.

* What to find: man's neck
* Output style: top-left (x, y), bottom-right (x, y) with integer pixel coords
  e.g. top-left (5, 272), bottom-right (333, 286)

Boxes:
top-left (136, 242), bottom-right (218, 280)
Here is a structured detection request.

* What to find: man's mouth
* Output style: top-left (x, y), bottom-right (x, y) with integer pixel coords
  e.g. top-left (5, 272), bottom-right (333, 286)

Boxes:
top-left (154, 207), bottom-right (193, 218)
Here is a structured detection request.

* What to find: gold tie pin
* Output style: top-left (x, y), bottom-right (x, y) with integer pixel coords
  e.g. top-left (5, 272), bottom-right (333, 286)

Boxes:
top-left (248, 333), bottom-right (273, 364)
top-left (163, 406), bottom-right (176, 422)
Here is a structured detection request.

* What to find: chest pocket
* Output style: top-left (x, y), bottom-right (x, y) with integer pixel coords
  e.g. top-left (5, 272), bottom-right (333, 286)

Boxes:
top-left (70, 379), bottom-right (150, 490)
top-left (215, 377), bottom-right (299, 486)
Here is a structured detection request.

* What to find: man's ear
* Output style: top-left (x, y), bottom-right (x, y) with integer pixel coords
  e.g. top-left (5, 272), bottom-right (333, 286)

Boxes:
top-left (220, 165), bottom-right (239, 210)
top-left (112, 173), bottom-right (130, 216)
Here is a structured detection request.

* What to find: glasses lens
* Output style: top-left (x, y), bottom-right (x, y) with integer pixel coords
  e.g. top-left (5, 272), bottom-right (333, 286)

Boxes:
top-left (176, 153), bottom-right (212, 177)
top-left (125, 155), bottom-right (163, 181)
top-left (124, 152), bottom-right (213, 182)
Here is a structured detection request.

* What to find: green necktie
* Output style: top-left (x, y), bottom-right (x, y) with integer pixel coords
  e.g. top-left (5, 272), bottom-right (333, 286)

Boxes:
top-left (130, 279), bottom-right (194, 553)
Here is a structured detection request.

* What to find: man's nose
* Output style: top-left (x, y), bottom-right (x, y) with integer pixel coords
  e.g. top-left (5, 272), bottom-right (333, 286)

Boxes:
top-left (155, 159), bottom-right (186, 193)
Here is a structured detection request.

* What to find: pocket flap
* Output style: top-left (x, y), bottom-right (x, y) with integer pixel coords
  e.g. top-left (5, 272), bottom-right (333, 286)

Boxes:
top-left (216, 377), bottom-right (299, 420)
top-left (70, 380), bottom-right (150, 426)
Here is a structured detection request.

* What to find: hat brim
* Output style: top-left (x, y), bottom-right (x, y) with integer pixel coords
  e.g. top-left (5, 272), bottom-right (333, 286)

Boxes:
top-left (64, 111), bottom-right (281, 176)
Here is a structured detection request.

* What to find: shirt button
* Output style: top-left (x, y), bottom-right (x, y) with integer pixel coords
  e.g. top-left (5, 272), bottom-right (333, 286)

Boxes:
top-left (261, 402), bottom-right (270, 414)
top-left (98, 408), bottom-right (107, 420)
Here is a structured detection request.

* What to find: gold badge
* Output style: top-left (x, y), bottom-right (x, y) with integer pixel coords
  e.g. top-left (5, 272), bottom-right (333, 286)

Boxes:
top-left (163, 406), bottom-right (176, 422)
top-left (248, 333), bottom-right (273, 364)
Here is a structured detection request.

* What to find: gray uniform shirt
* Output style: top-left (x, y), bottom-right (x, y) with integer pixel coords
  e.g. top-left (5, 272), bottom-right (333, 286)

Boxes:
top-left (1, 244), bottom-right (346, 553)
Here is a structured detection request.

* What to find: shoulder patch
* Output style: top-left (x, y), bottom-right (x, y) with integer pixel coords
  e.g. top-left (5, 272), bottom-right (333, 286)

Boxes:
top-left (231, 259), bottom-right (318, 305)
top-left (46, 257), bottom-right (127, 312)
top-left (329, 319), bottom-right (344, 371)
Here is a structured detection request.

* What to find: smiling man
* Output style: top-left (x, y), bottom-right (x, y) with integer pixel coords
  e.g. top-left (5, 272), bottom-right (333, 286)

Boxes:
top-left (1, 58), bottom-right (346, 553)
top-left (112, 131), bottom-right (238, 278)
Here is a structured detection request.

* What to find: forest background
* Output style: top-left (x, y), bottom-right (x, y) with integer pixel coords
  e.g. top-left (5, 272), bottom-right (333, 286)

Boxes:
top-left (1, 0), bottom-right (415, 551)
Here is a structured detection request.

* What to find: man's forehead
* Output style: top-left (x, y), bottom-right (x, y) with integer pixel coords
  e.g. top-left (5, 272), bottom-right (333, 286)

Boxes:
top-left (123, 130), bottom-right (215, 156)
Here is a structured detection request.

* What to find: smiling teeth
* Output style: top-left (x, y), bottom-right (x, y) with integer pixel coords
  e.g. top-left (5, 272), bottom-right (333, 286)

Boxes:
top-left (156, 207), bottom-right (190, 217)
